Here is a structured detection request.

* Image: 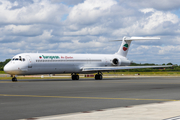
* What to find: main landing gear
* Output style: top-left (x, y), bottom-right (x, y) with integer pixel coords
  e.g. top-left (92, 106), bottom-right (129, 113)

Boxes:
top-left (11, 75), bottom-right (17, 82)
top-left (71, 72), bottom-right (103, 80)
top-left (95, 72), bottom-right (103, 80)
top-left (71, 73), bottom-right (79, 80)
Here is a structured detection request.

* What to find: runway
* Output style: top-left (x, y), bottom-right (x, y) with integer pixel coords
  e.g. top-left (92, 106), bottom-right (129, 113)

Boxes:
top-left (0, 77), bottom-right (180, 120)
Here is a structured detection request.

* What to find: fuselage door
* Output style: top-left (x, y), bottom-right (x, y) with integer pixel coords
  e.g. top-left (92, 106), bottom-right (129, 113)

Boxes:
top-left (26, 55), bottom-right (32, 68)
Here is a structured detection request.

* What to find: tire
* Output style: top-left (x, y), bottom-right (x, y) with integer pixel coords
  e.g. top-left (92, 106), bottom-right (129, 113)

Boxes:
top-left (75, 75), bottom-right (79, 80)
top-left (95, 74), bottom-right (103, 80)
top-left (95, 75), bottom-right (98, 80)
top-left (12, 77), bottom-right (17, 82)
top-left (72, 75), bottom-right (79, 80)
top-left (99, 75), bottom-right (102, 80)
top-left (72, 75), bottom-right (75, 80)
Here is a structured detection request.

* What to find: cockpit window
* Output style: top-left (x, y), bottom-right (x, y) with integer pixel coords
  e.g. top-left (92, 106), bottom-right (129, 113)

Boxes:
top-left (19, 56), bottom-right (22, 61)
top-left (11, 57), bottom-right (26, 61)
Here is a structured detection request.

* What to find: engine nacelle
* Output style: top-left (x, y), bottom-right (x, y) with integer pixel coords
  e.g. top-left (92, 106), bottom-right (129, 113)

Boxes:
top-left (112, 58), bottom-right (131, 66)
top-left (112, 58), bottom-right (120, 66)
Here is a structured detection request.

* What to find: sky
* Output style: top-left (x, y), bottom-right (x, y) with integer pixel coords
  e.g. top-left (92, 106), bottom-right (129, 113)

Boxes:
top-left (0, 0), bottom-right (180, 64)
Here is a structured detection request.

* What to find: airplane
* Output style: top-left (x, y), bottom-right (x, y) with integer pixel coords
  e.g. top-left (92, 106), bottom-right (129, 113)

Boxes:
top-left (4, 36), bottom-right (172, 82)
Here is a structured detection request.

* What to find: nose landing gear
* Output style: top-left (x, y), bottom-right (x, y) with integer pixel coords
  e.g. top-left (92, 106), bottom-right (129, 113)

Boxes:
top-left (11, 75), bottom-right (17, 82)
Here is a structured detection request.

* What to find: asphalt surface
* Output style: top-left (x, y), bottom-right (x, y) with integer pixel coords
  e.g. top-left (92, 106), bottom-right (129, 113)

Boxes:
top-left (0, 77), bottom-right (180, 120)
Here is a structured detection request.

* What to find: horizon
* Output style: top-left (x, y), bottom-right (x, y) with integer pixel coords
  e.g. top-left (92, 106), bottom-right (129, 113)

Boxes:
top-left (0, 0), bottom-right (180, 64)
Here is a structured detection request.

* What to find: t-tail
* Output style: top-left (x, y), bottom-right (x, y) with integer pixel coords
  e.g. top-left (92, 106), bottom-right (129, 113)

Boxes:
top-left (115, 36), bottom-right (160, 57)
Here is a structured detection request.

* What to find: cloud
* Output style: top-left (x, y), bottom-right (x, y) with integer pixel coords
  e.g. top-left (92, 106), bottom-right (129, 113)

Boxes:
top-left (125, 0), bottom-right (180, 11)
top-left (0, 0), bottom-right (70, 24)
top-left (51, 0), bottom-right (85, 5)
top-left (67, 0), bottom-right (117, 24)
top-left (0, 0), bottom-right (180, 65)
top-left (112, 8), bottom-right (180, 37)
top-left (0, 24), bottom-right (43, 37)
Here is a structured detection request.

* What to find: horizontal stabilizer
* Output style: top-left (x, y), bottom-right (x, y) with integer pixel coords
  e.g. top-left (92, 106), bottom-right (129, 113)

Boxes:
top-left (111, 37), bottom-right (160, 41)
top-left (82, 65), bottom-right (172, 72)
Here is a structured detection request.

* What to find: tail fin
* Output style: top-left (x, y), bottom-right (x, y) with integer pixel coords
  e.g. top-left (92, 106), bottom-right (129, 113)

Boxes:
top-left (115, 36), bottom-right (160, 57)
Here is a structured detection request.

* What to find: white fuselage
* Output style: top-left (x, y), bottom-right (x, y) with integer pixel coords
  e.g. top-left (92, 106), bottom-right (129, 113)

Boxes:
top-left (4, 53), bottom-right (131, 75)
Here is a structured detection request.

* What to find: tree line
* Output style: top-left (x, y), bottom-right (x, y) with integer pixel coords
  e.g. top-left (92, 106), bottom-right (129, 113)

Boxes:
top-left (0, 59), bottom-right (176, 72)
top-left (0, 59), bottom-right (11, 71)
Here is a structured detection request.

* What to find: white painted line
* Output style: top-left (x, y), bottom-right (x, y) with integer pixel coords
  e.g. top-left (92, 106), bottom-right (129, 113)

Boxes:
top-left (19, 101), bottom-right (180, 120)
top-left (164, 116), bottom-right (180, 120)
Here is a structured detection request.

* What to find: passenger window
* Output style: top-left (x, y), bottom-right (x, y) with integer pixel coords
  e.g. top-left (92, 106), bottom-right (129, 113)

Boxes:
top-left (23, 58), bottom-right (25, 61)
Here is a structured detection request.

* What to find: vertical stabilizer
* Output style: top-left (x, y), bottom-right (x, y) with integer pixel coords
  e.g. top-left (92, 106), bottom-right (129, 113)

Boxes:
top-left (115, 36), bottom-right (160, 57)
top-left (116, 37), bottom-right (131, 57)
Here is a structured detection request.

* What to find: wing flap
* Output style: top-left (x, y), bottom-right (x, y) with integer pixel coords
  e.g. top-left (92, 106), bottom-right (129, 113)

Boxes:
top-left (82, 65), bottom-right (172, 72)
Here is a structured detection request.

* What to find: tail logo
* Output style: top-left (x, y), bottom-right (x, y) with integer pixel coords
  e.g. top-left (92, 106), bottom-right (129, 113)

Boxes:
top-left (123, 43), bottom-right (128, 51)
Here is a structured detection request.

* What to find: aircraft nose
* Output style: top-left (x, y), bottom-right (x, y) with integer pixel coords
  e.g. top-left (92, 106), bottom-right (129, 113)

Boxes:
top-left (4, 64), bottom-right (12, 74)
top-left (4, 62), bottom-right (24, 75)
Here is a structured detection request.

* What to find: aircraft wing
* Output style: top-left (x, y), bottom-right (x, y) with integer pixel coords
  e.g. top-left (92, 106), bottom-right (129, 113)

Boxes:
top-left (82, 65), bottom-right (172, 72)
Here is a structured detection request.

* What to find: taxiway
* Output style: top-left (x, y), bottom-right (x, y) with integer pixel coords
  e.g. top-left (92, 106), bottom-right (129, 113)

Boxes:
top-left (0, 77), bottom-right (180, 120)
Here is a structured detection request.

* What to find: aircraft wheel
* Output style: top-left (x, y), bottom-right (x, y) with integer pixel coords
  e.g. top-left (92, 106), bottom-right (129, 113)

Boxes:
top-left (95, 75), bottom-right (98, 80)
top-left (72, 75), bottom-right (79, 80)
top-left (95, 74), bottom-right (102, 80)
top-left (75, 75), bottom-right (79, 80)
top-left (72, 75), bottom-right (75, 80)
top-left (95, 74), bottom-right (99, 80)
top-left (12, 77), bottom-right (17, 82)
top-left (99, 75), bottom-right (102, 80)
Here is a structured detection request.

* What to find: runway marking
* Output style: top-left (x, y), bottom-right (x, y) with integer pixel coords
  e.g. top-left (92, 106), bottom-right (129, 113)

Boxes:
top-left (0, 81), bottom-right (13, 83)
top-left (1, 81), bottom-right (180, 85)
top-left (1, 81), bottom-right (180, 86)
top-left (0, 94), bottom-right (179, 101)
top-left (1, 79), bottom-right (180, 85)
top-left (94, 81), bottom-right (180, 85)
